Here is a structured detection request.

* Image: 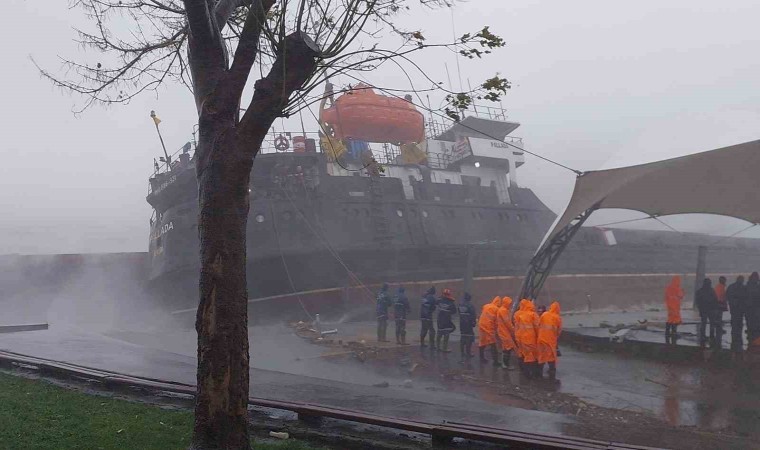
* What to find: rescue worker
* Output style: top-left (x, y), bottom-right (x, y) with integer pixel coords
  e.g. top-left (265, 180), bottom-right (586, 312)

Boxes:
top-left (376, 283), bottom-right (391, 342)
top-left (458, 293), bottom-right (477, 362)
top-left (537, 301), bottom-right (562, 379)
top-left (695, 278), bottom-right (721, 348)
top-left (726, 275), bottom-right (747, 352)
top-left (393, 286), bottom-right (410, 345)
top-left (420, 287), bottom-right (437, 349)
top-left (436, 288), bottom-right (457, 352)
top-left (477, 296), bottom-right (501, 363)
top-left (496, 296), bottom-right (517, 370)
top-left (746, 272), bottom-right (760, 348)
top-left (664, 276), bottom-right (684, 344)
top-left (514, 299), bottom-right (540, 378)
top-left (537, 305), bottom-right (547, 316)
top-left (715, 276), bottom-right (728, 322)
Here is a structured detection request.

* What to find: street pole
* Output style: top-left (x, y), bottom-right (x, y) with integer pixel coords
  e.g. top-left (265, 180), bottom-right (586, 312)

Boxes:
top-left (151, 110), bottom-right (171, 170)
top-left (463, 244), bottom-right (475, 296)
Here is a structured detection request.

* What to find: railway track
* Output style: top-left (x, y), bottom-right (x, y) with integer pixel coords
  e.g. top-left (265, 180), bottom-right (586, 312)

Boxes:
top-left (0, 349), bottom-right (662, 449)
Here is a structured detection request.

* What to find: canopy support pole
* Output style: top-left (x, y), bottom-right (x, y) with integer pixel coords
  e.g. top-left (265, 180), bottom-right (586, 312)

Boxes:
top-left (517, 206), bottom-right (598, 305)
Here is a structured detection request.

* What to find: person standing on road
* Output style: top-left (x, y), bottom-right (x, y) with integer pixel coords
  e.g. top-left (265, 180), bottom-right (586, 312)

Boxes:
top-left (458, 293), bottom-right (477, 362)
top-left (477, 296), bottom-right (501, 363)
top-left (726, 275), bottom-right (747, 352)
top-left (514, 299), bottom-right (540, 378)
top-left (537, 301), bottom-right (562, 379)
top-left (745, 272), bottom-right (760, 349)
top-left (436, 288), bottom-right (457, 352)
top-left (376, 283), bottom-right (392, 343)
top-left (695, 278), bottom-right (721, 348)
top-left (420, 287), bottom-right (437, 349)
top-left (393, 286), bottom-right (410, 345)
top-left (664, 276), bottom-right (684, 344)
top-left (496, 296), bottom-right (517, 370)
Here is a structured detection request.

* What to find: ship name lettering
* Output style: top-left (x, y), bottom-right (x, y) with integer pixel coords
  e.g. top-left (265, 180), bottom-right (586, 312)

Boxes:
top-left (154, 175), bottom-right (177, 194)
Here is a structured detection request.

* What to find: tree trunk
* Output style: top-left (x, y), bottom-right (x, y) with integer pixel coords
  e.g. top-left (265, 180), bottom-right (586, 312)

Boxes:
top-left (191, 128), bottom-right (254, 450)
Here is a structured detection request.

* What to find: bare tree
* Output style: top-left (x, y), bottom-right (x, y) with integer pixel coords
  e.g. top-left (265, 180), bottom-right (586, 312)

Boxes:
top-left (41, 1), bottom-right (508, 448)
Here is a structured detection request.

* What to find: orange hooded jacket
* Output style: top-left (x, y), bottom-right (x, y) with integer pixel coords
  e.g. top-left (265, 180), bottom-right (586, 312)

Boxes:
top-left (513, 299), bottom-right (539, 362)
top-left (496, 297), bottom-right (517, 351)
top-left (537, 301), bottom-right (562, 364)
top-left (664, 276), bottom-right (684, 325)
top-left (478, 296), bottom-right (501, 347)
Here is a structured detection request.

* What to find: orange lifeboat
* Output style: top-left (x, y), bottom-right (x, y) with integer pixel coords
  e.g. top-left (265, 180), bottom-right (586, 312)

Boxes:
top-left (320, 84), bottom-right (425, 144)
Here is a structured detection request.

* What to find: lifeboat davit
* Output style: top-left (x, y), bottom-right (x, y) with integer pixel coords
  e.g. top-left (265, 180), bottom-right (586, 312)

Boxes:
top-left (320, 85), bottom-right (425, 144)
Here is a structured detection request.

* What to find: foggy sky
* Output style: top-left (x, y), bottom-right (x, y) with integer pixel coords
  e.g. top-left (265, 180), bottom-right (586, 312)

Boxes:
top-left (2, 0), bottom-right (760, 254)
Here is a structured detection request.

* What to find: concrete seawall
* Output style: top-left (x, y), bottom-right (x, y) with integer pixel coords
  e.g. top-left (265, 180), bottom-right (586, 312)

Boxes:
top-left (174, 272), bottom-right (732, 325)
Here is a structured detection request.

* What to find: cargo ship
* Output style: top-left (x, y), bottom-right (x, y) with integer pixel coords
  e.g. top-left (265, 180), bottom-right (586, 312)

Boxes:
top-left (146, 83), bottom-right (760, 311)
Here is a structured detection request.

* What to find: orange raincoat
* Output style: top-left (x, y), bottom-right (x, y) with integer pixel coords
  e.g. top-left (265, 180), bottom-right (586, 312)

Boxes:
top-left (664, 276), bottom-right (684, 325)
top-left (513, 299), bottom-right (539, 362)
top-left (478, 296), bottom-right (501, 347)
top-left (496, 296), bottom-right (517, 351)
top-left (537, 301), bottom-right (562, 364)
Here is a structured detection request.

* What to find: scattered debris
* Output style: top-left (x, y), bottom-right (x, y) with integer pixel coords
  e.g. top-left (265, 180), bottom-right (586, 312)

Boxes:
top-left (372, 381), bottom-right (390, 388)
top-left (269, 431), bottom-right (289, 440)
top-left (644, 377), bottom-right (669, 388)
top-left (402, 379), bottom-right (413, 389)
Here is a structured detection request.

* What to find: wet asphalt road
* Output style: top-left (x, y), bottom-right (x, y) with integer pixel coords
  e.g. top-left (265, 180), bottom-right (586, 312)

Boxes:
top-left (2, 309), bottom-right (758, 439)
top-left (326, 316), bottom-right (760, 433)
top-left (0, 324), bottom-right (572, 436)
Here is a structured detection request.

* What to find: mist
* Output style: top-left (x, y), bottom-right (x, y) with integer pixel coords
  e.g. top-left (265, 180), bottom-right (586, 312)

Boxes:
top-left (1, 0), bottom-right (759, 255)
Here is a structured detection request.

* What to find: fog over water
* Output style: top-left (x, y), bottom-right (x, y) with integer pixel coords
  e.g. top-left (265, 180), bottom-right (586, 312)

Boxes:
top-left (2, 0), bottom-right (760, 254)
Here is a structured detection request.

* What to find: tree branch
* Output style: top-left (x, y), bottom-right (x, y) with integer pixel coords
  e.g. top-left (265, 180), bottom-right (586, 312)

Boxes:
top-left (183, 0), bottom-right (228, 113)
top-left (214, 0), bottom-right (251, 31)
top-left (238, 31), bottom-right (320, 146)
top-left (218, 0), bottom-right (276, 108)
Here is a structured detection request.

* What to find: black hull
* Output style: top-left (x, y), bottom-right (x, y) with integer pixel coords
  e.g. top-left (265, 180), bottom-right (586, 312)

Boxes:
top-left (151, 236), bottom-right (760, 311)
top-left (146, 153), bottom-right (760, 310)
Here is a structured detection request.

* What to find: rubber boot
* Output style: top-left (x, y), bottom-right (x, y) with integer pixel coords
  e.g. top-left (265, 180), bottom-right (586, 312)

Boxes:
top-left (401, 333), bottom-right (407, 345)
top-left (533, 363), bottom-right (542, 379)
top-left (440, 333), bottom-right (451, 353)
top-left (491, 344), bottom-right (500, 367)
top-left (479, 346), bottom-right (488, 363)
top-left (548, 362), bottom-right (557, 380)
top-left (436, 334), bottom-right (442, 352)
top-left (460, 340), bottom-right (466, 363)
top-left (467, 341), bottom-right (474, 359)
top-left (503, 350), bottom-right (514, 370)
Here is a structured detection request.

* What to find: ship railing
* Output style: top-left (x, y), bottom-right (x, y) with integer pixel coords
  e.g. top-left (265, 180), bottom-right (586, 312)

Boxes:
top-left (148, 140), bottom-right (197, 195)
top-left (503, 136), bottom-right (524, 147)
top-left (259, 130), bottom-right (323, 154)
top-left (426, 152), bottom-right (455, 169)
top-left (468, 104), bottom-right (508, 121)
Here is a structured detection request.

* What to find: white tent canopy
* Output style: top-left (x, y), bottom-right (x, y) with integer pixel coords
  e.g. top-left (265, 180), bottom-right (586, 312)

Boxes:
top-left (542, 139), bottom-right (760, 246)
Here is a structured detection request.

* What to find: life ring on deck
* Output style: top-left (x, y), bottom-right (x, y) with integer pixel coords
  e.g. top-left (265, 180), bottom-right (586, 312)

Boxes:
top-left (274, 135), bottom-right (290, 151)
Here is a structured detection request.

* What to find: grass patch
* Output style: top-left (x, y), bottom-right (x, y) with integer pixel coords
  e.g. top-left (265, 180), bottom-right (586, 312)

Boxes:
top-left (0, 371), bottom-right (323, 450)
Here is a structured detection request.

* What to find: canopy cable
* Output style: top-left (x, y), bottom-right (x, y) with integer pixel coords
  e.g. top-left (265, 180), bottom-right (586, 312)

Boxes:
top-left (590, 216), bottom-right (654, 228)
top-left (269, 198), bottom-right (315, 321)
top-left (708, 223), bottom-right (758, 247)
top-left (341, 73), bottom-right (583, 176)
